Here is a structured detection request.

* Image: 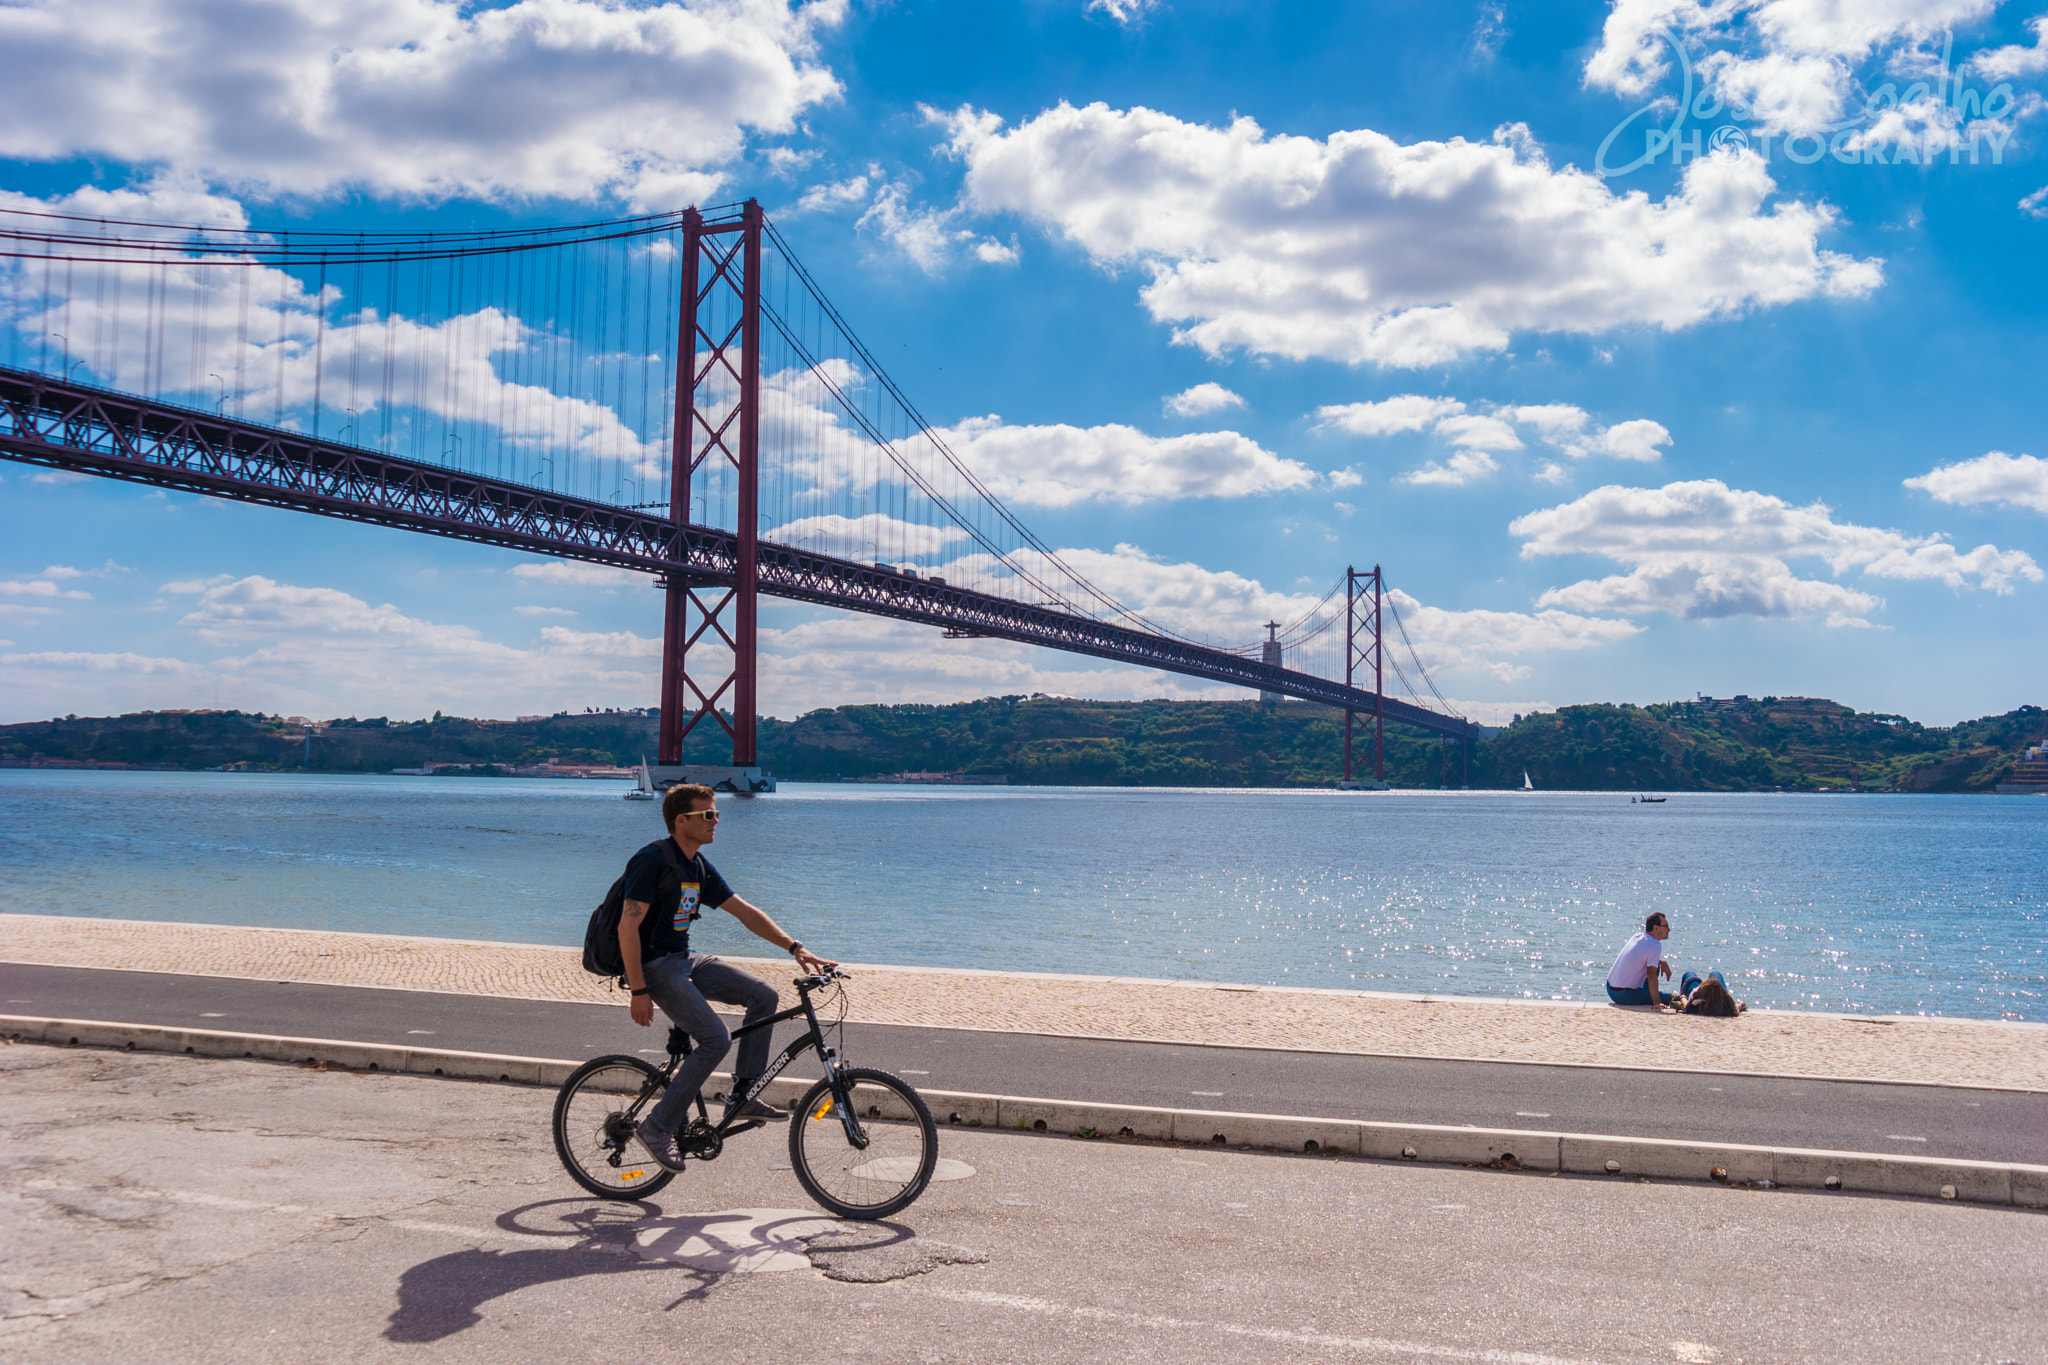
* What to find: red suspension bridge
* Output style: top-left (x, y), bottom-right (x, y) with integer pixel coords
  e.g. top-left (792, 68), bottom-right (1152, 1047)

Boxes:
top-left (0, 200), bottom-right (1478, 788)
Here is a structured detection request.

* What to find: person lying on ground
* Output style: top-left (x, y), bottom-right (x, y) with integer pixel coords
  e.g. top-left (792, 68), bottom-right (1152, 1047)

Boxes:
top-left (1605, 912), bottom-right (1678, 1010)
top-left (1678, 970), bottom-right (1746, 1016)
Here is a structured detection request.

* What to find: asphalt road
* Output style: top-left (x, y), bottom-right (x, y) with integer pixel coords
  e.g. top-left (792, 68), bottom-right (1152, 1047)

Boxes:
top-left (3, 961), bottom-right (2041, 1164)
top-left (5, 1047), bottom-right (2043, 1365)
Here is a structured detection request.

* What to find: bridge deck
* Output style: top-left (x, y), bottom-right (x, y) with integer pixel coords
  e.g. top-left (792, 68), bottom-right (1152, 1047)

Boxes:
top-left (0, 364), bottom-right (1476, 739)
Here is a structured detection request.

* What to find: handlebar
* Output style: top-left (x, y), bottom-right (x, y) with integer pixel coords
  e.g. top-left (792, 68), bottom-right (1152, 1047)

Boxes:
top-left (794, 964), bottom-right (851, 991)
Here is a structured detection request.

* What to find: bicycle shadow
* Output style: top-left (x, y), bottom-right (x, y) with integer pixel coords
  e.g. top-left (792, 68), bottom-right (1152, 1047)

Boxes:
top-left (382, 1198), bottom-right (711, 1343)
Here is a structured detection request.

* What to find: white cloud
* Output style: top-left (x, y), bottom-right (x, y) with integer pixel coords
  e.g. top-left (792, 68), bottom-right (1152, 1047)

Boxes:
top-left (943, 102), bottom-right (1881, 368)
top-left (1970, 14), bottom-right (2048, 78)
top-left (0, 574), bottom-right (674, 719)
top-left (2021, 184), bottom-right (2048, 218)
top-left (1315, 395), bottom-right (1467, 436)
top-left (1511, 403), bottom-right (1592, 440)
top-left (510, 561), bottom-right (644, 589)
top-left (1163, 383), bottom-right (1247, 418)
top-left (513, 605), bottom-right (579, 617)
top-left (0, 0), bottom-right (844, 206)
top-left (764, 512), bottom-right (970, 560)
top-left (1399, 450), bottom-right (1502, 488)
top-left (0, 580), bottom-right (89, 600)
top-left (1380, 588), bottom-right (1642, 683)
top-left (1513, 478), bottom-right (2043, 626)
top-left (1323, 394), bottom-right (1668, 485)
top-left (856, 179), bottom-right (1015, 273)
top-left (1586, 0), bottom-right (2001, 133)
top-left (1905, 450), bottom-right (2048, 513)
top-left (936, 415), bottom-right (1314, 507)
top-left (2, 649), bottom-right (202, 675)
top-left (1436, 414), bottom-right (1526, 452)
top-left (1086, 0), bottom-right (1157, 25)
top-left (789, 173), bottom-right (872, 215)
top-left (1539, 554), bottom-right (1886, 626)
top-left (1328, 467), bottom-right (1365, 490)
top-left (0, 564), bottom-right (98, 604)
top-left (1589, 418), bottom-right (1673, 462)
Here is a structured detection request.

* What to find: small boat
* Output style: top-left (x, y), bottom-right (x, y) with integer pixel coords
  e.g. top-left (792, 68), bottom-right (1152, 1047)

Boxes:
top-left (623, 758), bottom-right (659, 801)
top-left (1521, 771), bottom-right (1533, 791)
top-left (1633, 794), bottom-right (1667, 803)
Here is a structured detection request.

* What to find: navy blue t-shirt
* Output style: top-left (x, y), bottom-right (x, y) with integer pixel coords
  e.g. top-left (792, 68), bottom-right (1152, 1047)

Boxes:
top-left (621, 838), bottom-right (734, 962)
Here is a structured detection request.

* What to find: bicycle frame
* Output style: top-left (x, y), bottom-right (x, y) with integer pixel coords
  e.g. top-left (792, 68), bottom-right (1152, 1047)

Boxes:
top-left (640, 975), bottom-right (869, 1151)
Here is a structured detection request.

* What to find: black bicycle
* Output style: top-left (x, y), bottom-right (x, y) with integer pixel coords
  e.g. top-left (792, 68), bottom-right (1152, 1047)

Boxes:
top-left (551, 965), bottom-right (938, 1220)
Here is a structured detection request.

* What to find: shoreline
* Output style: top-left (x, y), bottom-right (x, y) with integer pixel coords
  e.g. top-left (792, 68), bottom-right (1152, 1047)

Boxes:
top-left (5, 912), bottom-right (2041, 1091)
top-left (7, 764), bottom-right (2047, 796)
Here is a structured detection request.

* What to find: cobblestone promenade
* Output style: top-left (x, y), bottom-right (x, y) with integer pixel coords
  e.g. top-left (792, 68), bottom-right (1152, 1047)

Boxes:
top-left (3, 913), bottom-right (2041, 1091)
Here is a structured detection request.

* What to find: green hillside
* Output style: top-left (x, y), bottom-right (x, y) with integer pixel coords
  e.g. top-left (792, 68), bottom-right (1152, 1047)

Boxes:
top-left (3, 695), bottom-right (2042, 792)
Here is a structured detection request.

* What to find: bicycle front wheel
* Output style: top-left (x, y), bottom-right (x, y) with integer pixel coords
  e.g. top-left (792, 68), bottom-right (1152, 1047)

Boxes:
top-left (788, 1068), bottom-right (938, 1220)
top-left (553, 1055), bottom-right (676, 1200)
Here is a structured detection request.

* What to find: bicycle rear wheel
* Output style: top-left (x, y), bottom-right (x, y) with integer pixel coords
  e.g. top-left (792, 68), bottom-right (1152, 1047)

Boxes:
top-left (553, 1055), bottom-right (676, 1200)
top-left (788, 1068), bottom-right (937, 1220)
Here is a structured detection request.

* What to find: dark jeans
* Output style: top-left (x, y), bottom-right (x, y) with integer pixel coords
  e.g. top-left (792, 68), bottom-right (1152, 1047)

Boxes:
top-left (643, 954), bottom-right (780, 1132)
top-left (1681, 970), bottom-right (1727, 998)
top-left (1605, 982), bottom-right (1678, 1006)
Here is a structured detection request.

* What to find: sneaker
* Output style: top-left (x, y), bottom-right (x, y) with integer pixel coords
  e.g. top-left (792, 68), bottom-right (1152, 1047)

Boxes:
top-left (635, 1118), bottom-right (688, 1172)
top-left (724, 1096), bottom-right (789, 1123)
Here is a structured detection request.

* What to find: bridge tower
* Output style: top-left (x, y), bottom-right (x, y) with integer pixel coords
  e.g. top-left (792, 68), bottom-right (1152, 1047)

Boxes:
top-left (1340, 565), bottom-right (1388, 791)
top-left (654, 201), bottom-right (773, 793)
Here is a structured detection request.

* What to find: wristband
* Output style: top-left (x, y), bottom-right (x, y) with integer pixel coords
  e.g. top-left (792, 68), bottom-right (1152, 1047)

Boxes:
top-left (786, 940), bottom-right (803, 956)
top-left (630, 987), bottom-right (648, 997)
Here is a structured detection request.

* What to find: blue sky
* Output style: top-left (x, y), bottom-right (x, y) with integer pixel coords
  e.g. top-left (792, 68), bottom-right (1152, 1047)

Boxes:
top-left (2, 0), bottom-right (2045, 729)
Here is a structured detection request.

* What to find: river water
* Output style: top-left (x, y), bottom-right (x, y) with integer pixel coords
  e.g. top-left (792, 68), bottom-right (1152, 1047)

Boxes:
top-left (1, 770), bottom-right (2041, 1021)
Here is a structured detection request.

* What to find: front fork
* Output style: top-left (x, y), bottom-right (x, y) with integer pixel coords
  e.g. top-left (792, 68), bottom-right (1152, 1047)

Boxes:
top-left (802, 994), bottom-right (870, 1151)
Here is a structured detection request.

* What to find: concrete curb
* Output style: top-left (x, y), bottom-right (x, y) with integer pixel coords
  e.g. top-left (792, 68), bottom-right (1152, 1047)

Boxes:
top-left (7, 1014), bottom-right (2042, 1211)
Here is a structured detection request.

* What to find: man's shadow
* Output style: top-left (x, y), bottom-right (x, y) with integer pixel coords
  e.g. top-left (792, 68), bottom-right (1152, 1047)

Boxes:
top-left (382, 1199), bottom-right (711, 1343)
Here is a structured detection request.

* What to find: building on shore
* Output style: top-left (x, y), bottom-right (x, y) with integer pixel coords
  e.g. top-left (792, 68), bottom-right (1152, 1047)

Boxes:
top-left (1997, 743), bottom-right (2048, 794)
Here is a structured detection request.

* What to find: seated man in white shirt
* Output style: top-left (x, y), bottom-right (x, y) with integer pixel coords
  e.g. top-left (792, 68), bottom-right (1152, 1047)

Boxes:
top-left (1605, 913), bottom-right (1678, 1010)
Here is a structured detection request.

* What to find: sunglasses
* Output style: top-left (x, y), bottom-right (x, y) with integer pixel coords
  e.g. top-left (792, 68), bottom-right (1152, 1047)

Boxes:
top-left (679, 808), bottom-right (721, 822)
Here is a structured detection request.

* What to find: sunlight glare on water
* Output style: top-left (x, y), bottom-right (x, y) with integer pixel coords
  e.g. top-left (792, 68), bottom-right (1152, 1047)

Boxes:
top-left (1, 771), bottom-right (2040, 1020)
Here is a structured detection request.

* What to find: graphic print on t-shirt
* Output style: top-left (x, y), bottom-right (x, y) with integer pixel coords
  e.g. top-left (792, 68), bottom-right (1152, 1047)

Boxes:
top-left (677, 882), bottom-right (701, 930)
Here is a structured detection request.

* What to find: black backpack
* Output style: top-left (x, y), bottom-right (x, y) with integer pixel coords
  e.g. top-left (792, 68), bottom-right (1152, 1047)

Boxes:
top-left (582, 839), bottom-right (689, 985)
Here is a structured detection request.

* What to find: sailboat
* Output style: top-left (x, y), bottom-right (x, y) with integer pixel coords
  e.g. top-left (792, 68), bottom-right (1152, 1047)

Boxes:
top-left (624, 757), bottom-right (659, 801)
top-left (1521, 771), bottom-right (1533, 791)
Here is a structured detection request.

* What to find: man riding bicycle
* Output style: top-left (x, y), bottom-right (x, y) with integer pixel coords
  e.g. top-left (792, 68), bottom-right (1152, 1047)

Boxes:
top-left (620, 782), bottom-right (836, 1172)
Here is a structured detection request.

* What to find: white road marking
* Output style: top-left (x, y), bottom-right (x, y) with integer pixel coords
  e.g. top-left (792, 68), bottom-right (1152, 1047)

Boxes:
top-left (901, 1285), bottom-right (1618, 1364)
top-left (1885, 1135), bottom-right (1928, 1142)
top-left (899, 1069), bottom-right (930, 1075)
top-left (406, 1029), bottom-right (435, 1035)
top-left (1514, 1112), bottom-right (1551, 1118)
top-left (1191, 1091), bottom-right (1225, 1096)
top-left (200, 1013), bottom-right (227, 1018)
